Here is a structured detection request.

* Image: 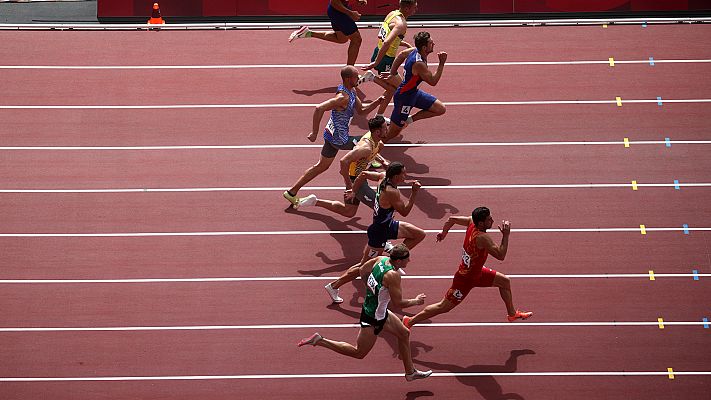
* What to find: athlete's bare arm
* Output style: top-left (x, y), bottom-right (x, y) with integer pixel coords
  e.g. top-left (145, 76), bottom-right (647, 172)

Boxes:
top-left (339, 143), bottom-right (372, 189)
top-left (387, 180), bottom-right (421, 217)
top-left (311, 93), bottom-right (349, 140)
top-left (436, 215), bottom-right (473, 242)
top-left (365, 14), bottom-right (408, 70)
top-left (347, 171), bottom-right (385, 201)
top-left (478, 220), bottom-right (511, 261)
top-left (355, 95), bottom-right (386, 115)
top-left (413, 51), bottom-right (447, 86)
top-left (379, 47), bottom-right (415, 79)
top-left (358, 256), bottom-right (381, 281)
top-left (383, 270), bottom-right (426, 308)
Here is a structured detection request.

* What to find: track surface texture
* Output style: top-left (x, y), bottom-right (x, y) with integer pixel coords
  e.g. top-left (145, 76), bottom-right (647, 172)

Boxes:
top-left (1, 24), bottom-right (710, 399)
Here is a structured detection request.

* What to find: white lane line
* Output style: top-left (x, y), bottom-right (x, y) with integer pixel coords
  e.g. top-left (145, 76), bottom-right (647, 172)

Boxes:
top-left (1, 59), bottom-right (710, 69)
top-left (2, 183), bottom-right (710, 193)
top-left (0, 321), bottom-right (707, 332)
top-left (0, 227), bottom-right (709, 238)
top-left (2, 140), bottom-right (710, 150)
top-left (2, 371), bottom-right (710, 382)
top-left (2, 99), bottom-right (711, 109)
top-left (0, 273), bottom-right (707, 284)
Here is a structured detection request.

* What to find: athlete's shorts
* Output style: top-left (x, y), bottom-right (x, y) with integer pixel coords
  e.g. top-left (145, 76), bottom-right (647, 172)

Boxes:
top-left (370, 47), bottom-right (395, 73)
top-left (327, 3), bottom-right (358, 36)
top-left (445, 266), bottom-right (497, 305)
top-left (345, 177), bottom-right (376, 208)
top-left (321, 135), bottom-right (360, 158)
top-left (367, 219), bottom-right (400, 248)
top-left (390, 89), bottom-right (437, 127)
top-left (360, 309), bottom-right (388, 335)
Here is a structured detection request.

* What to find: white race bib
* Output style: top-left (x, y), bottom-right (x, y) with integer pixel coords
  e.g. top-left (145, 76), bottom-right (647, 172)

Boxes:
top-left (461, 248), bottom-right (471, 268)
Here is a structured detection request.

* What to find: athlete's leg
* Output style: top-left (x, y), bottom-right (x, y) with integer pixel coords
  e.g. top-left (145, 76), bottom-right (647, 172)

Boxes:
top-left (492, 272), bottom-right (516, 316)
top-left (288, 155), bottom-right (335, 195)
top-left (411, 99), bottom-right (446, 122)
top-left (396, 221), bottom-right (426, 250)
top-left (316, 327), bottom-right (378, 359)
top-left (309, 30), bottom-right (350, 44)
top-left (405, 298), bottom-right (457, 327)
top-left (382, 311), bottom-right (415, 374)
top-left (345, 30), bottom-right (363, 66)
top-left (315, 198), bottom-right (359, 218)
top-left (382, 122), bottom-right (404, 143)
top-left (330, 244), bottom-right (383, 290)
top-left (374, 74), bottom-right (401, 116)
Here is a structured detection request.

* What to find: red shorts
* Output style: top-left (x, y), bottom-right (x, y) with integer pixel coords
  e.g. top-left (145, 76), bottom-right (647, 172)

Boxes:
top-left (445, 266), bottom-right (497, 305)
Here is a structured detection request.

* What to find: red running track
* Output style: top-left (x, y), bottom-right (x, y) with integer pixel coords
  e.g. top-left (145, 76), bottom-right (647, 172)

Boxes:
top-left (1, 24), bottom-right (710, 399)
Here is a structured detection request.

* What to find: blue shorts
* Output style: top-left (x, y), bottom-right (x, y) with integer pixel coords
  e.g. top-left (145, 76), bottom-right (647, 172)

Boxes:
top-left (390, 89), bottom-right (437, 127)
top-left (327, 3), bottom-right (358, 36)
top-left (367, 220), bottom-right (400, 248)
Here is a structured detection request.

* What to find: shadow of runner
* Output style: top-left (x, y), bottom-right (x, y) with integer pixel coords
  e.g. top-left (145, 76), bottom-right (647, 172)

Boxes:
top-left (405, 391), bottom-right (434, 400)
top-left (292, 86), bottom-right (339, 96)
top-left (414, 350), bottom-right (535, 400)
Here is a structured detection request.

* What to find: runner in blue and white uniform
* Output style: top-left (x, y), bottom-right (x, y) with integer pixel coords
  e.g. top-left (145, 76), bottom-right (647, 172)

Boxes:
top-left (380, 31), bottom-right (448, 142)
top-left (284, 65), bottom-right (385, 206)
top-left (324, 162), bottom-right (426, 303)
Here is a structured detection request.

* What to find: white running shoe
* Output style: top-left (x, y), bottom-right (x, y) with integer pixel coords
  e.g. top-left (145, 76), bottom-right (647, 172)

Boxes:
top-left (289, 26), bottom-right (311, 43)
top-left (357, 70), bottom-right (376, 86)
top-left (324, 283), bottom-right (343, 304)
top-left (297, 194), bottom-right (318, 208)
top-left (383, 241), bottom-right (394, 253)
top-left (405, 369), bottom-right (433, 381)
top-left (297, 332), bottom-right (323, 347)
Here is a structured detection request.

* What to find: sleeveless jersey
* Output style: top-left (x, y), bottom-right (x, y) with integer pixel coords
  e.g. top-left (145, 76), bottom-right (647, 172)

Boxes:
top-left (458, 223), bottom-right (489, 276)
top-left (377, 10), bottom-right (405, 58)
top-left (363, 257), bottom-right (394, 320)
top-left (372, 180), bottom-right (396, 225)
top-left (324, 84), bottom-right (356, 146)
top-left (348, 131), bottom-right (382, 178)
top-left (397, 49), bottom-right (425, 95)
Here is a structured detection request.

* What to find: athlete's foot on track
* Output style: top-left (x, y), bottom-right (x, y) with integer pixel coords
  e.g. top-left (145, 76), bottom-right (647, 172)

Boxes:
top-left (403, 316), bottom-right (413, 330)
top-left (507, 310), bottom-right (533, 322)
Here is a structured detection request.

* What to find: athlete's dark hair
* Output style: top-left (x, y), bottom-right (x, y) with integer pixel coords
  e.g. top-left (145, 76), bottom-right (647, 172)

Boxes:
top-left (380, 161), bottom-right (405, 191)
top-left (368, 115), bottom-right (386, 131)
top-left (472, 207), bottom-right (490, 224)
top-left (389, 243), bottom-right (410, 261)
top-left (414, 31), bottom-right (431, 50)
top-left (400, 0), bottom-right (416, 8)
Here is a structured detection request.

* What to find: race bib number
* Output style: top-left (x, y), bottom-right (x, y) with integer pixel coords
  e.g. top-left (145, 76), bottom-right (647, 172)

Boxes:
top-left (461, 248), bottom-right (471, 269)
top-left (325, 118), bottom-right (335, 135)
top-left (366, 273), bottom-right (378, 294)
top-left (400, 105), bottom-right (411, 115)
top-left (378, 26), bottom-right (387, 40)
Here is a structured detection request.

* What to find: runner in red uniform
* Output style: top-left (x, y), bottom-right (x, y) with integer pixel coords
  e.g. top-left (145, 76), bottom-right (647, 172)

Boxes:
top-left (403, 207), bottom-right (533, 328)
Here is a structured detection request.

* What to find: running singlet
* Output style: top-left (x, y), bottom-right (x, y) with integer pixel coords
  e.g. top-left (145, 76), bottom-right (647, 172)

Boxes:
top-left (397, 49), bottom-right (425, 95)
top-left (324, 84), bottom-right (356, 146)
top-left (372, 180), bottom-right (396, 225)
top-left (458, 223), bottom-right (489, 276)
top-left (348, 132), bottom-right (382, 178)
top-left (377, 10), bottom-right (405, 58)
top-left (362, 258), bottom-right (393, 320)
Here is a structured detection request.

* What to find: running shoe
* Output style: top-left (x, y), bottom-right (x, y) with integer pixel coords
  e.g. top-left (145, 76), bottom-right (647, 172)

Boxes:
top-left (507, 310), bottom-right (533, 322)
top-left (289, 26), bottom-right (311, 42)
top-left (297, 332), bottom-right (323, 347)
top-left (324, 283), bottom-right (343, 304)
top-left (383, 241), bottom-right (394, 253)
top-left (283, 190), bottom-right (299, 206)
top-left (402, 316), bottom-right (413, 330)
top-left (405, 369), bottom-right (432, 381)
top-left (297, 194), bottom-right (318, 208)
top-left (357, 70), bottom-right (376, 86)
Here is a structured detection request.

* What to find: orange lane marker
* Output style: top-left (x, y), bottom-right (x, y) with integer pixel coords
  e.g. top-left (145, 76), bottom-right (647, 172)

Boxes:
top-left (148, 2), bottom-right (165, 24)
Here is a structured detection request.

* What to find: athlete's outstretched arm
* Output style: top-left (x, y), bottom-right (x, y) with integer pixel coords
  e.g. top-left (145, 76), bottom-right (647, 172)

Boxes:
top-left (380, 47), bottom-right (415, 80)
top-left (311, 93), bottom-right (349, 139)
top-left (339, 144), bottom-right (370, 189)
top-left (355, 95), bottom-right (385, 115)
top-left (389, 180), bottom-right (420, 217)
top-left (383, 271), bottom-right (426, 308)
top-left (350, 171), bottom-right (385, 198)
top-left (436, 215), bottom-right (472, 242)
top-left (413, 51), bottom-right (447, 86)
top-left (365, 18), bottom-right (407, 70)
top-left (480, 221), bottom-right (511, 261)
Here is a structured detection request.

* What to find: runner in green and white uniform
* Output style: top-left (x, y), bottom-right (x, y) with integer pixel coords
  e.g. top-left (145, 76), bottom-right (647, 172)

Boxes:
top-left (297, 245), bottom-right (432, 381)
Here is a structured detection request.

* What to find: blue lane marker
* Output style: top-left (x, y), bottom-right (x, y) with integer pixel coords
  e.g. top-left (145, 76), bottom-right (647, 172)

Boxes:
top-left (683, 224), bottom-right (690, 234)
top-left (693, 270), bottom-right (699, 280)
top-left (642, 22), bottom-right (647, 28)
top-left (649, 56), bottom-right (655, 66)
top-left (674, 179), bottom-right (680, 190)
top-left (665, 137), bottom-right (671, 147)
top-left (704, 318), bottom-right (709, 329)
top-left (657, 96), bottom-right (663, 106)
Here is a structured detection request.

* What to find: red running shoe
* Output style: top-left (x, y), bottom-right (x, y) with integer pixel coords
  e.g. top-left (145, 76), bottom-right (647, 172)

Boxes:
top-left (507, 310), bottom-right (533, 322)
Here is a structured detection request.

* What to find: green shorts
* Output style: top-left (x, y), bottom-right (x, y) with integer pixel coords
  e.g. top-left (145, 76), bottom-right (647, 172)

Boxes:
top-left (371, 47), bottom-right (395, 73)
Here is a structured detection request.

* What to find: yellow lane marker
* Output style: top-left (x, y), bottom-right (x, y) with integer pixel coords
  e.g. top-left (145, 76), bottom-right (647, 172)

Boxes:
top-left (632, 180), bottom-right (638, 191)
top-left (640, 225), bottom-right (647, 235)
top-left (649, 270), bottom-right (655, 281)
top-left (668, 368), bottom-right (675, 379)
top-left (658, 317), bottom-right (665, 329)
top-left (609, 57), bottom-right (615, 67)
top-left (624, 137), bottom-right (630, 147)
top-left (616, 97), bottom-right (622, 107)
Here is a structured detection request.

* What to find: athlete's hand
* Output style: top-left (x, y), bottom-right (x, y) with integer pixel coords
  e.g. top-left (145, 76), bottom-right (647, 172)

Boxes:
top-left (437, 51), bottom-right (448, 64)
top-left (344, 189), bottom-right (355, 202)
top-left (361, 62), bottom-right (376, 71)
top-left (410, 180), bottom-right (421, 193)
top-left (415, 293), bottom-right (426, 305)
top-left (306, 132), bottom-right (317, 142)
top-left (436, 231), bottom-right (448, 242)
top-left (350, 10), bottom-right (362, 21)
top-left (499, 220), bottom-right (511, 237)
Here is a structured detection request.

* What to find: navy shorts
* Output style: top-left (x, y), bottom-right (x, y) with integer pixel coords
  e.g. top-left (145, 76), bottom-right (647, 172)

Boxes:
top-left (328, 3), bottom-right (358, 36)
top-left (367, 220), bottom-right (400, 248)
top-left (390, 89), bottom-right (437, 127)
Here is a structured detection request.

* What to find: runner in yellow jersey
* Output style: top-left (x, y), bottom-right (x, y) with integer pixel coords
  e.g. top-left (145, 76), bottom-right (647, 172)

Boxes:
top-left (359, 0), bottom-right (418, 118)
